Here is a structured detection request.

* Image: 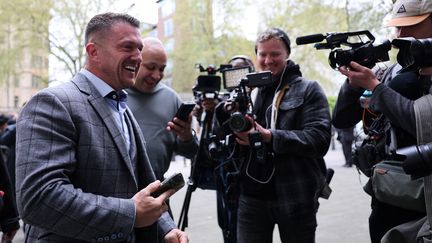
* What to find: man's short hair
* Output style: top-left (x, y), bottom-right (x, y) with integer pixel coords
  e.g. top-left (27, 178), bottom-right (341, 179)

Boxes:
top-left (255, 28), bottom-right (291, 54)
top-left (386, 0), bottom-right (432, 27)
top-left (84, 12), bottom-right (141, 44)
top-left (0, 114), bottom-right (9, 126)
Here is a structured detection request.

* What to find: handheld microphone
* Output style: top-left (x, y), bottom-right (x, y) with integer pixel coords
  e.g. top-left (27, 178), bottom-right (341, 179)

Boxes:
top-left (296, 34), bottom-right (326, 45)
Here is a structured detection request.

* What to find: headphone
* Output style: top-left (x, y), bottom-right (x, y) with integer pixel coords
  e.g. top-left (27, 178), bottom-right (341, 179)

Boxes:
top-left (255, 27), bottom-right (291, 54)
top-left (229, 55), bottom-right (256, 72)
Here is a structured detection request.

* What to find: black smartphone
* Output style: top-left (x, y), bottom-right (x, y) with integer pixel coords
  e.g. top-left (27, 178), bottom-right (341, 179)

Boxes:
top-left (151, 172), bottom-right (185, 197)
top-left (174, 102), bottom-right (195, 122)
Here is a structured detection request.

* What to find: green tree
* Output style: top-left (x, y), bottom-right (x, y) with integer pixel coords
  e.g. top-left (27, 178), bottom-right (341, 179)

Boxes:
top-left (254, 0), bottom-right (394, 95)
top-left (171, 0), bottom-right (257, 93)
top-left (0, 0), bottom-right (51, 108)
top-left (47, 0), bottom-right (118, 82)
top-left (327, 95), bottom-right (337, 114)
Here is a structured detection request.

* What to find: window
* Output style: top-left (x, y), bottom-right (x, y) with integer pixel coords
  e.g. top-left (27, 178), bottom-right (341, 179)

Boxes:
top-left (32, 55), bottom-right (44, 69)
top-left (161, 0), bottom-right (175, 17)
top-left (164, 19), bottom-right (174, 37)
top-left (165, 60), bottom-right (173, 75)
top-left (13, 74), bottom-right (20, 88)
top-left (32, 75), bottom-right (42, 88)
top-left (14, 96), bottom-right (19, 109)
top-left (165, 38), bottom-right (175, 53)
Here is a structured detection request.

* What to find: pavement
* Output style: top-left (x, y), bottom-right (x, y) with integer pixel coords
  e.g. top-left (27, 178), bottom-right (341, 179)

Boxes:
top-left (7, 142), bottom-right (372, 243)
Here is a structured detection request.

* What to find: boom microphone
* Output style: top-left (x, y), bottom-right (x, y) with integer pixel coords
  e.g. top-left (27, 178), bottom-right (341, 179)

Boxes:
top-left (296, 34), bottom-right (326, 45)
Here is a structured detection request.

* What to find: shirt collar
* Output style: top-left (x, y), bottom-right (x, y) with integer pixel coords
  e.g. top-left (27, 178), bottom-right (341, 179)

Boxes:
top-left (80, 69), bottom-right (122, 98)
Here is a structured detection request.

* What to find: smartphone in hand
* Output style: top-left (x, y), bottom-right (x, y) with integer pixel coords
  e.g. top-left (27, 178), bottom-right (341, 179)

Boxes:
top-left (174, 102), bottom-right (195, 122)
top-left (151, 173), bottom-right (185, 197)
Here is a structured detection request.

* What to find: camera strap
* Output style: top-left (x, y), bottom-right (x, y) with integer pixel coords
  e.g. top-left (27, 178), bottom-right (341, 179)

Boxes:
top-left (245, 151), bottom-right (275, 184)
top-left (270, 76), bottom-right (303, 130)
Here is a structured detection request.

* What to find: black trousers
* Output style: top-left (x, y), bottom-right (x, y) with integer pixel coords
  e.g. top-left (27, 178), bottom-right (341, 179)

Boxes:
top-left (369, 197), bottom-right (425, 243)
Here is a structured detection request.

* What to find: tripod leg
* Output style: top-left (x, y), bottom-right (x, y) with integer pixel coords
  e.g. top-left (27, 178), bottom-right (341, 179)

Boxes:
top-left (178, 185), bottom-right (194, 230)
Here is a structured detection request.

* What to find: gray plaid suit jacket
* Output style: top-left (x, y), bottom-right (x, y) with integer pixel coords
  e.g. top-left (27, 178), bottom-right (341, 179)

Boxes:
top-left (16, 73), bottom-right (175, 242)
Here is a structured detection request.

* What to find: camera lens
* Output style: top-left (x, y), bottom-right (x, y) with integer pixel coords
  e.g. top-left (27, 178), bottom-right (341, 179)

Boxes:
top-left (229, 112), bottom-right (251, 133)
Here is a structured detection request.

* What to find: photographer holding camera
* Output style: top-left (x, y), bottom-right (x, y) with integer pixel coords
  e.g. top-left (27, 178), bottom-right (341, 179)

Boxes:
top-left (234, 28), bottom-right (331, 243)
top-left (332, 0), bottom-right (432, 242)
top-left (202, 55), bottom-right (256, 243)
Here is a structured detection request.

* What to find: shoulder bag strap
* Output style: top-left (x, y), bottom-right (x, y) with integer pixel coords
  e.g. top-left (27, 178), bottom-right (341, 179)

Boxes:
top-left (414, 94), bottom-right (432, 226)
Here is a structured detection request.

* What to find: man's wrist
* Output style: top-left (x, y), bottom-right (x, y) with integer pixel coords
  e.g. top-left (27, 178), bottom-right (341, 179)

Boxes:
top-left (368, 78), bottom-right (381, 91)
top-left (371, 82), bottom-right (383, 93)
top-left (262, 129), bottom-right (272, 143)
top-left (179, 129), bottom-right (196, 143)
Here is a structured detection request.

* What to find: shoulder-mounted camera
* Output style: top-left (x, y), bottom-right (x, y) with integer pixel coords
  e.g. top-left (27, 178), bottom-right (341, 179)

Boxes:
top-left (296, 30), bottom-right (391, 69)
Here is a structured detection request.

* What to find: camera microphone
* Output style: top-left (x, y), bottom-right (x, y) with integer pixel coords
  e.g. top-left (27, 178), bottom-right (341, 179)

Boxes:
top-left (296, 34), bottom-right (326, 45)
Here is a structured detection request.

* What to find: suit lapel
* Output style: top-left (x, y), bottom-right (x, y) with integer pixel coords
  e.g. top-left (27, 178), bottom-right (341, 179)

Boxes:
top-left (125, 108), bottom-right (157, 188)
top-left (71, 74), bottom-right (138, 186)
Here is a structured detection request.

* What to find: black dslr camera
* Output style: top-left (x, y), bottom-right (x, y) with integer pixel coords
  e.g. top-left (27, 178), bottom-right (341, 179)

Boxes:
top-left (296, 30), bottom-right (391, 69)
top-left (392, 37), bottom-right (432, 73)
top-left (221, 67), bottom-right (272, 133)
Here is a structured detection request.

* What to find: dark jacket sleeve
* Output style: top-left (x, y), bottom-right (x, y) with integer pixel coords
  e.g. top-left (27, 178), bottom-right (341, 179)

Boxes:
top-left (369, 83), bottom-right (416, 137)
top-left (0, 152), bottom-right (20, 233)
top-left (332, 80), bottom-right (365, 129)
top-left (0, 125), bottom-right (16, 147)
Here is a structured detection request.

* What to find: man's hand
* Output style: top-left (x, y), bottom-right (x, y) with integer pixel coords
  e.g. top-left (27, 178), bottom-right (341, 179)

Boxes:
top-left (201, 98), bottom-right (218, 112)
top-left (420, 66), bottom-right (432, 75)
top-left (132, 180), bottom-right (175, 228)
top-left (164, 229), bottom-right (189, 243)
top-left (167, 116), bottom-right (193, 142)
top-left (339, 61), bottom-right (381, 91)
top-left (234, 116), bottom-right (272, 146)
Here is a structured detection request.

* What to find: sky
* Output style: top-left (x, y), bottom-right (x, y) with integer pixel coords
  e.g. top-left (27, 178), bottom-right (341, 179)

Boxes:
top-left (132, 0), bottom-right (259, 39)
top-left (126, 0), bottom-right (159, 25)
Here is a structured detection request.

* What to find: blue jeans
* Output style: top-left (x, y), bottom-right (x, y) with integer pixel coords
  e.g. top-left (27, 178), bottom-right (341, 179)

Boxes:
top-left (237, 194), bottom-right (317, 243)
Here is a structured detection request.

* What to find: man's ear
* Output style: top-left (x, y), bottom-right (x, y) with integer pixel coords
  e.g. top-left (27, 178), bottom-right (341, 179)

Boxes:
top-left (86, 42), bottom-right (98, 61)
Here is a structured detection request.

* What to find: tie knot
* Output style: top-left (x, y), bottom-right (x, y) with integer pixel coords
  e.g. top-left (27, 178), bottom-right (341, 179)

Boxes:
top-left (106, 90), bottom-right (127, 102)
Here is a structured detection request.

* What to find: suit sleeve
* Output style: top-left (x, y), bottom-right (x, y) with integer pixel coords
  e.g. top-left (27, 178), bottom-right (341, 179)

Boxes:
top-left (16, 91), bottom-right (136, 242)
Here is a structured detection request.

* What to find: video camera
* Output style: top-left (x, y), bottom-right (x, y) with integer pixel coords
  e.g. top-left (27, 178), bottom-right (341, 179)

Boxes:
top-left (296, 30), bottom-right (391, 69)
top-left (392, 37), bottom-right (432, 73)
top-left (206, 67), bottom-right (272, 164)
top-left (192, 64), bottom-right (229, 103)
top-left (221, 68), bottom-right (272, 133)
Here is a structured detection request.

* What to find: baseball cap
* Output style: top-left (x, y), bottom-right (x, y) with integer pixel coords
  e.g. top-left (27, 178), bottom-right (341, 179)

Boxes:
top-left (386, 0), bottom-right (432, 27)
